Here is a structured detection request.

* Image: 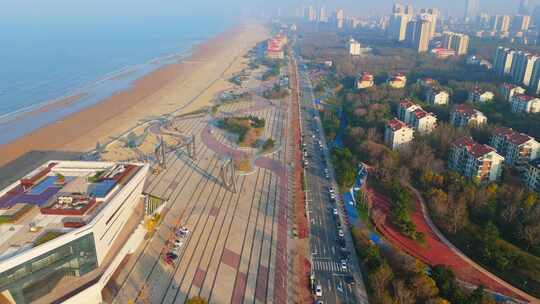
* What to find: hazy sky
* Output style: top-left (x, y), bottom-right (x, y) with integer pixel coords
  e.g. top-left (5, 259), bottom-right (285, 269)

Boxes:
top-left (0, 0), bottom-right (531, 24)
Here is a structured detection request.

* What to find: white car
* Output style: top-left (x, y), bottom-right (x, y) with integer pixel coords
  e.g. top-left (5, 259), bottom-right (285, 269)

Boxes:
top-left (341, 260), bottom-right (348, 271)
top-left (315, 284), bottom-right (323, 297)
top-left (333, 208), bottom-right (338, 215)
top-left (338, 229), bottom-right (344, 238)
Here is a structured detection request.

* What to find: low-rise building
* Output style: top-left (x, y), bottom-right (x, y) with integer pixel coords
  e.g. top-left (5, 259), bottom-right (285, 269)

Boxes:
top-left (425, 89), bottom-right (450, 105)
top-left (266, 33), bottom-right (287, 60)
top-left (431, 48), bottom-right (456, 58)
top-left (524, 158), bottom-right (540, 193)
top-left (468, 88), bottom-right (494, 103)
top-left (384, 118), bottom-right (414, 150)
top-left (388, 73), bottom-right (407, 88)
top-left (450, 104), bottom-right (488, 127)
top-left (510, 94), bottom-right (540, 113)
top-left (417, 77), bottom-right (437, 88)
top-left (349, 38), bottom-right (362, 56)
top-left (490, 127), bottom-right (540, 167)
top-left (356, 72), bottom-right (374, 89)
top-left (410, 108), bottom-right (438, 134)
top-left (266, 39), bottom-right (285, 59)
top-left (500, 83), bottom-right (526, 102)
top-left (449, 137), bottom-right (505, 182)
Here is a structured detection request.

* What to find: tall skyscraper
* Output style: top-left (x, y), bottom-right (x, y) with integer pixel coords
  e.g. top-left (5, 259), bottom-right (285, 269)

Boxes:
top-left (335, 9), bottom-right (345, 29)
top-left (307, 6), bottom-right (317, 22)
top-left (389, 13), bottom-right (413, 41)
top-left (393, 3), bottom-right (404, 14)
top-left (519, 0), bottom-right (531, 15)
top-left (407, 19), bottom-right (432, 52)
top-left (528, 60), bottom-right (540, 94)
top-left (419, 11), bottom-right (438, 39)
top-left (320, 7), bottom-right (329, 22)
top-left (442, 32), bottom-right (470, 55)
top-left (464, 0), bottom-right (479, 20)
top-left (490, 15), bottom-right (511, 32)
top-left (510, 51), bottom-right (538, 86)
top-left (405, 4), bottom-right (414, 15)
top-left (494, 47), bottom-right (515, 77)
top-left (511, 15), bottom-right (531, 32)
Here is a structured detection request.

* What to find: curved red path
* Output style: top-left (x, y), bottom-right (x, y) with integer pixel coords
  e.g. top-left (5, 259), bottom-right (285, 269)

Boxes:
top-left (368, 187), bottom-right (528, 302)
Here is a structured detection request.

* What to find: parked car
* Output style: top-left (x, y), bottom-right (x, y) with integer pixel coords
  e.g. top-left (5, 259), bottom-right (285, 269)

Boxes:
top-left (338, 229), bottom-right (344, 238)
top-left (341, 260), bottom-right (348, 271)
top-left (315, 284), bottom-right (323, 297)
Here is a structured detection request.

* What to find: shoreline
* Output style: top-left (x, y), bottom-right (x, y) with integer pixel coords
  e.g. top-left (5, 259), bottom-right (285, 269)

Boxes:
top-left (0, 22), bottom-right (269, 167)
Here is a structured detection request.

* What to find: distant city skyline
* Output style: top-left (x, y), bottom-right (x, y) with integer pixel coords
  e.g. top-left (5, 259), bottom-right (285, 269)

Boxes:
top-left (294, 0), bottom-right (536, 17)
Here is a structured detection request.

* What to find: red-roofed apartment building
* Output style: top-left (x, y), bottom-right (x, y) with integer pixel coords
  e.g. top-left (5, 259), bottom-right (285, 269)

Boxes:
top-left (384, 118), bottom-right (414, 150)
top-left (449, 137), bottom-right (505, 182)
top-left (490, 127), bottom-right (540, 168)
top-left (356, 72), bottom-right (374, 89)
top-left (450, 104), bottom-right (487, 128)
top-left (468, 88), bottom-right (494, 103)
top-left (510, 94), bottom-right (540, 113)
top-left (397, 100), bottom-right (437, 134)
top-left (499, 83), bottom-right (525, 102)
top-left (387, 73), bottom-right (407, 89)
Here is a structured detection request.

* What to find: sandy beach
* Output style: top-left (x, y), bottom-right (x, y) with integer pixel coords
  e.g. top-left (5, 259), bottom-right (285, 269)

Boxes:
top-left (0, 22), bottom-right (269, 167)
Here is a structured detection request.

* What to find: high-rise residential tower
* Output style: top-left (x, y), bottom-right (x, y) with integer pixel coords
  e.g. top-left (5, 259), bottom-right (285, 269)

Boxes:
top-left (494, 47), bottom-right (516, 77)
top-left (519, 0), bottom-right (531, 15)
top-left (408, 19), bottom-right (432, 53)
top-left (442, 31), bottom-right (470, 55)
top-left (389, 13), bottom-right (413, 41)
top-left (464, 0), bottom-right (479, 20)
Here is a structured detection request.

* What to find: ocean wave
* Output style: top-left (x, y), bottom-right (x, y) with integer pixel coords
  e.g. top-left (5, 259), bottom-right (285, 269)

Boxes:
top-left (0, 46), bottom-right (193, 125)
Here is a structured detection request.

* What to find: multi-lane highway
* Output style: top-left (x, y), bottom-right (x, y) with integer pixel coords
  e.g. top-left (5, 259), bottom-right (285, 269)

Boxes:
top-left (293, 54), bottom-right (369, 304)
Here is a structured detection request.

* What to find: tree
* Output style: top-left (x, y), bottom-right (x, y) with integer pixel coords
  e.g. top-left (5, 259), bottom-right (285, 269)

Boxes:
top-left (410, 274), bottom-right (439, 300)
top-left (446, 194), bottom-right (467, 234)
top-left (369, 263), bottom-right (394, 299)
top-left (392, 279), bottom-right (415, 304)
top-left (519, 223), bottom-right (540, 251)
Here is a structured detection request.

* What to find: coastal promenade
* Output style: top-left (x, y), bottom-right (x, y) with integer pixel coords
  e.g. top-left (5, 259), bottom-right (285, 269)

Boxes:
top-left (110, 63), bottom-right (293, 303)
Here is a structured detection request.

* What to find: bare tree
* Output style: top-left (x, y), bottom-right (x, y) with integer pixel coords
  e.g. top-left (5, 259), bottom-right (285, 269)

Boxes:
top-left (392, 279), bottom-right (415, 304)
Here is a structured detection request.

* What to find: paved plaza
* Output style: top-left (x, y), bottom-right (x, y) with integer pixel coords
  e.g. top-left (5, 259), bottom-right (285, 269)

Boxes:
top-left (111, 81), bottom-right (292, 304)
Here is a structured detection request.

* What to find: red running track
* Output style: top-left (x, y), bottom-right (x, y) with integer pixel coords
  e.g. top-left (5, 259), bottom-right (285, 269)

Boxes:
top-left (368, 187), bottom-right (527, 302)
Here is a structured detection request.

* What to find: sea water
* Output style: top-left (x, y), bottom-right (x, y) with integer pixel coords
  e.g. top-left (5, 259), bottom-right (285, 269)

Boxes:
top-left (0, 13), bottom-right (234, 144)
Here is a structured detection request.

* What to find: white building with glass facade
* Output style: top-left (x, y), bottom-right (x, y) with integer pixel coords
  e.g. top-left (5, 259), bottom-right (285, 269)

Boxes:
top-left (0, 161), bottom-right (149, 304)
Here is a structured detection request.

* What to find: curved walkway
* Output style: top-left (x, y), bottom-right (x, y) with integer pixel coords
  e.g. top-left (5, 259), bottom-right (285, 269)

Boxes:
top-left (368, 186), bottom-right (537, 303)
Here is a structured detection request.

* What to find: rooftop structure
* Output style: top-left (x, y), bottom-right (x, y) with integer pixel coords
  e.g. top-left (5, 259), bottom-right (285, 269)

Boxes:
top-left (0, 161), bottom-right (149, 304)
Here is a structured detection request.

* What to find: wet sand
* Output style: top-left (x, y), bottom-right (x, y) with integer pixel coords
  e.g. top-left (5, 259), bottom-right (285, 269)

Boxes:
top-left (0, 22), bottom-right (269, 167)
